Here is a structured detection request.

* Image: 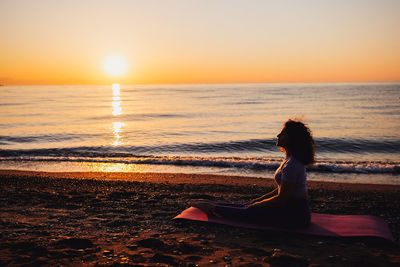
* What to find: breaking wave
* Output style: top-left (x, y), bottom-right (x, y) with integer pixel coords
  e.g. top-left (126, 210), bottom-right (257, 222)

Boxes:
top-left (0, 153), bottom-right (398, 174)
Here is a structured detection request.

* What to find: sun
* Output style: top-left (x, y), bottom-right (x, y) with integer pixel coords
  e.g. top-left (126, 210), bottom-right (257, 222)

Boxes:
top-left (103, 55), bottom-right (127, 77)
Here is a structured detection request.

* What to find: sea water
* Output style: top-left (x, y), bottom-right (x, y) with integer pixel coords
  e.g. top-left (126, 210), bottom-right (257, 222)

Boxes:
top-left (0, 83), bottom-right (399, 184)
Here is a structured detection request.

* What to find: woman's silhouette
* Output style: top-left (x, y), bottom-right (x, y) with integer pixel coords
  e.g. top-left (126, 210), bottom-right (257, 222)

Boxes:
top-left (193, 119), bottom-right (315, 227)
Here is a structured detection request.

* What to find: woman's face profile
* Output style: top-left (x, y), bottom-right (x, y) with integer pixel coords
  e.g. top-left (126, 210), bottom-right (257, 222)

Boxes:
top-left (276, 128), bottom-right (289, 148)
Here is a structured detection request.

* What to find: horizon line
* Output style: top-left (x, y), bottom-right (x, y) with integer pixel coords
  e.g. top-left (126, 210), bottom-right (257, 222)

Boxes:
top-left (1, 80), bottom-right (400, 86)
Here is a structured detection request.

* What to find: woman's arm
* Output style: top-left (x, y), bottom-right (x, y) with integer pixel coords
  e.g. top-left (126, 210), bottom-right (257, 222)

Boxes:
top-left (248, 181), bottom-right (295, 208)
top-left (248, 187), bottom-right (279, 204)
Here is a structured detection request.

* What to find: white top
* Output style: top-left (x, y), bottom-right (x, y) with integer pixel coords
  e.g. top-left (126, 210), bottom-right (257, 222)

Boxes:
top-left (274, 156), bottom-right (307, 197)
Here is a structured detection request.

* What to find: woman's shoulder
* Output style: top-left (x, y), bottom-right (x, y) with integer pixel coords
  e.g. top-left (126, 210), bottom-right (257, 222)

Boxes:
top-left (285, 156), bottom-right (305, 170)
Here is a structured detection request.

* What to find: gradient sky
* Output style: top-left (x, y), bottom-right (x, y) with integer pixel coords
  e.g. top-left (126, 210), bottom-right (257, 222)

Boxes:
top-left (1, 0), bottom-right (399, 85)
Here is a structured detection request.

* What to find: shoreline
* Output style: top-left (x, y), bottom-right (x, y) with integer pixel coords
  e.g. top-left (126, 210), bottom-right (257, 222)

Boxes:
top-left (1, 170), bottom-right (399, 266)
top-left (1, 169), bottom-right (399, 192)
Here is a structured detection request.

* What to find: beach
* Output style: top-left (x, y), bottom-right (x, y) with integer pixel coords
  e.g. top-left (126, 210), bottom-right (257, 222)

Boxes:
top-left (2, 0), bottom-right (400, 265)
top-left (1, 170), bottom-right (399, 266)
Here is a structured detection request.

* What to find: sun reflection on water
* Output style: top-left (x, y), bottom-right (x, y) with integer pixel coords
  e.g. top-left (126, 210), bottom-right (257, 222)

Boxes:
top-left (91, 162), bottom-right (139, 172)
top-left (111, 121), bottom-right (125, 146)
top-left (112, 101), bottom-right (122, 116)
top-left (112, 83), bottom-right (120, 96)
top-left (111, 83), bottom-right (125, 146)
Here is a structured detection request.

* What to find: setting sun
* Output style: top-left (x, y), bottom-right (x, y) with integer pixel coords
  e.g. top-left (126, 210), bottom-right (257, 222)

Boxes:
top-left (103, 55), bottom-right (127, 77)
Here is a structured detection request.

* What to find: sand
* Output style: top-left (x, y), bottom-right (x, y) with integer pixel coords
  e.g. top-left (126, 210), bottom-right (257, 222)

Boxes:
top-left (0, 170), bottom-right (399, 266)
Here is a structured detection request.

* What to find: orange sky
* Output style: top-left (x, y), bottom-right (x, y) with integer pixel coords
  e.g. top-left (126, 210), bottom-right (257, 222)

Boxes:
top-left (1, 0), bottom-right (399, 85)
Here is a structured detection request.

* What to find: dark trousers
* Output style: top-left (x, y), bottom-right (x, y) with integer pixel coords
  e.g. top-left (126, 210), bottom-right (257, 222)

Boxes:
top-left (213, 198), bottom-right (311, 228)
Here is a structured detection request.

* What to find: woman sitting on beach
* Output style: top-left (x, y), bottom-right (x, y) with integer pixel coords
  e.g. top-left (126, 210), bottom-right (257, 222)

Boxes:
top-left (193, 119), bottom-right (315, 227)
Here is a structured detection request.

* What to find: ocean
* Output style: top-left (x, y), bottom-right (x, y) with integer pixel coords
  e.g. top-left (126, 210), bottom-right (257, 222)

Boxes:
top-left (1, 83), bottom-right (399, 184)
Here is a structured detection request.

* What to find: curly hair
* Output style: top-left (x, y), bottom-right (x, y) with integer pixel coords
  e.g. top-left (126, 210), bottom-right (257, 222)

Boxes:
top-left (283, 119), bottom-right (315, 165)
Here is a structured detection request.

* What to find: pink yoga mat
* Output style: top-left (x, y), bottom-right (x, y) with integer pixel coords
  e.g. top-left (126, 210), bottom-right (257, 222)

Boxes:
top-left (174, 207), bottom-right (394, 241)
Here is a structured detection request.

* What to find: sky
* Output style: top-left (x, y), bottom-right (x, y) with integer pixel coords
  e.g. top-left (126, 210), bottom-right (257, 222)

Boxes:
top-left (0, 0), bottom-right (399, 85)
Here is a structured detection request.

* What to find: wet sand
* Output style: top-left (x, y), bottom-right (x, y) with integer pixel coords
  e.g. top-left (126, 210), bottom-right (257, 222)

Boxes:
top-left (0, 170), bottom-right (399, 266)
